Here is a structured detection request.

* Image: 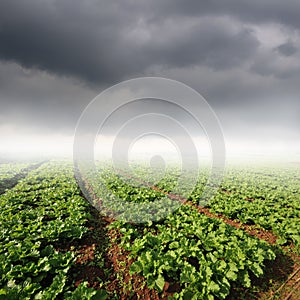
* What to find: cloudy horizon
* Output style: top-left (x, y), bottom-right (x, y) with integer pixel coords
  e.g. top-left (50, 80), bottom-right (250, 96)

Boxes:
top-left (0, 0), bottom-right (300, 160)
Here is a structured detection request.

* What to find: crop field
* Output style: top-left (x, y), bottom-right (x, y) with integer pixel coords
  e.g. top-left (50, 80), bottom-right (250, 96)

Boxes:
top-left (0, 161), bottom-right (299, 299)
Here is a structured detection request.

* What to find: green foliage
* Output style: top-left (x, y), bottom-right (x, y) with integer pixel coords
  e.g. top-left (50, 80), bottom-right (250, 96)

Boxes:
top-left (0, 162), bottom-right (92, 299)
top-left (1, 161), bottom-right (298, 299)
top-left (205, 166), bottom-right (300, 251)
top-left (122, 205), bottom-right (276, 299)
top-left (64, 282), bottom-right (107, 300)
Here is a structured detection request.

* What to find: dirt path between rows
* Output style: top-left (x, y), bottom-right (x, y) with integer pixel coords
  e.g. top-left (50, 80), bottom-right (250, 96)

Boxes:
top-left (73, 170), bottom-right (163, 299)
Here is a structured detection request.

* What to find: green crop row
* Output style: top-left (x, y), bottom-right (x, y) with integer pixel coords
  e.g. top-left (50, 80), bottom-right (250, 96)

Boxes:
top-left (80, 167), bottom-right (179, 223)
top-left (0, 163), bottom-right (30, 182)
top-left (0, 162), bottom-right (107, 300)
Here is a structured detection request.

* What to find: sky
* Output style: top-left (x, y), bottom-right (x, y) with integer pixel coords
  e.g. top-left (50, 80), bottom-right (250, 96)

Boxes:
top-left (0, 0), bottom-right (300, 159)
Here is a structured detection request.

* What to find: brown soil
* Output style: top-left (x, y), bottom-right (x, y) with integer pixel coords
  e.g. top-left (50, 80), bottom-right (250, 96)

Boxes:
top-left (73, 175), bottom-right (164, 299)
top-left (65, 209), bottom-right (143, 296)
top-left (106, 229), bottom-right (161, 300)
top-left (126, 171), bottom-right (279, 245)
top-left (191, 202), bottom-right (278, 244)
top-left (63, 206), bottom-right (112, 291)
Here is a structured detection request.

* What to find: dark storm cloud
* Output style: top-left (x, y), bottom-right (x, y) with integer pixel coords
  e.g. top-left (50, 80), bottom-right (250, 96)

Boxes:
top-left (0, 0), bottom-right (128, 84)
top-left (0, 0), bottom-right (261, 84)
top-left (1, 0), bottom-right (300, 85)
top-left (276, 41), bottom-right (298, 57)
top-left (146, 0), bottom-right (300, 30)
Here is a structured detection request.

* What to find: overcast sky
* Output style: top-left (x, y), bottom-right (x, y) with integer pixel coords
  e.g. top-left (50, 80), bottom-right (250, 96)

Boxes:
top-left (0, 0), bottom-right (300, 156)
